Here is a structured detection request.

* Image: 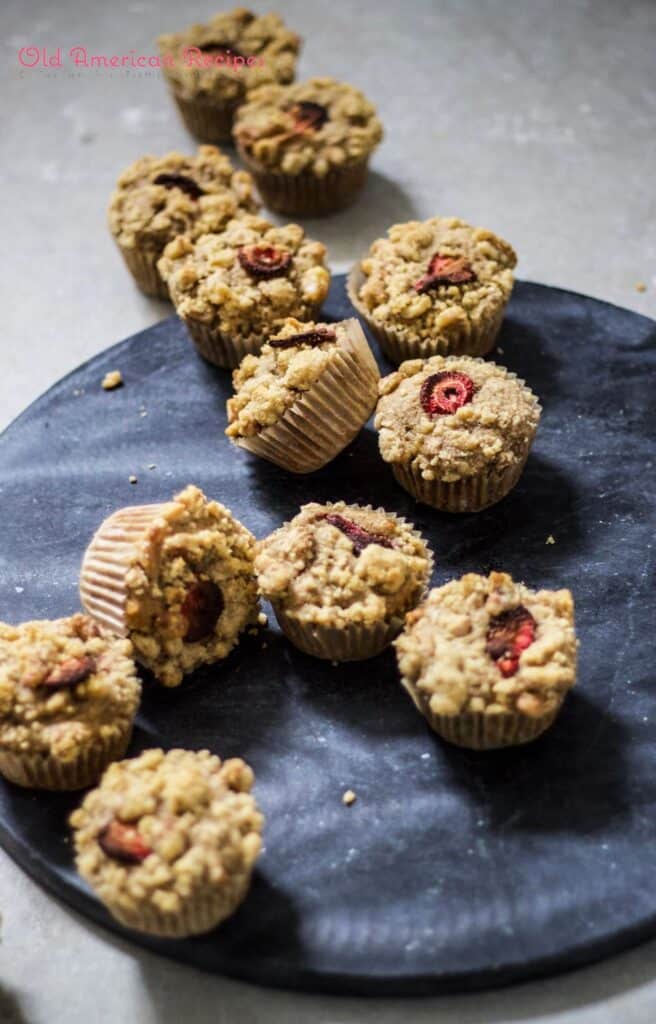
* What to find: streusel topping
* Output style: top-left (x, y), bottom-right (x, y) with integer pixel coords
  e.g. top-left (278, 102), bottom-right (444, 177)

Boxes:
top-left (233, 77), bottom-right (383, 176)
top-left (108, 147), bottom-right (259, 252)
top-left (70, 748), bottom-right (262, 918)
top-left (395, 572), bottom-right (577, 718)
top-left (158, 215), bottom-right (330, 338)
top-left (255, 502), bottom-right (432, 627)
top-left (158, 8), bottom-right (300, 103)
top-left (0, 615), bottom-right (140, 760)
top-left (355, 217), bottom-right (516, 344)
top-left (376, 355), bottom-right (540, 480)
top-left (226, 317), bottom-right (358, 439)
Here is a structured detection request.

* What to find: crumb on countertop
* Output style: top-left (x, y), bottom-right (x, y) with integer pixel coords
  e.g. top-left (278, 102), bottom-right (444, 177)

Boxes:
top-left (342, 789), bottom-right (357, 806)
top-left (102, 370), bottom-right (123, 390)
top-left (635, 282), bottom-right (647, 293)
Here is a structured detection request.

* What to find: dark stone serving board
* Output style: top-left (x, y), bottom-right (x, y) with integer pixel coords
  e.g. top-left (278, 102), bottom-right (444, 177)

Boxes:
top-left (0, 276), bottom-right (655, 996)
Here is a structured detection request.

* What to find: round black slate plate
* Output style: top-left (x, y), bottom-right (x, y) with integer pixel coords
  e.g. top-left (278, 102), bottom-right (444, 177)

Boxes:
top-left (0, 277), bottom-right (655, 996)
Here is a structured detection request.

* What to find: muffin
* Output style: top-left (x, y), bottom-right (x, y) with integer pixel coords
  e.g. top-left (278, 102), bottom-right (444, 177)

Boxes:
top-left (395, 572), bottom-right (577, 749)
top-left (348, 216), bottom-right (517, 363)
top-left (108, 146), bottom-right (260, 298)
top-left (158, 8), bottom-right (300, 144)
top-left (158, 214), bottom-right (331, 368)
top-left (70, 748), bottom-right (263, 936)
top-left (255, 502), bottom-right (433, 660)
top-left (375, 355), bottom-right (540, 513)
top-left (233, 77), bottom-right (383, 215)
top-left (79, 485), bottom-right (259, 687)
top-left (0, 614), bottom-right (140, 790)
top-left (226, 317), bottom-right (379, 472)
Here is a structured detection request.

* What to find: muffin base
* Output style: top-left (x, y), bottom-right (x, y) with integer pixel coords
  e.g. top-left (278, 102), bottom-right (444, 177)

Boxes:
top-left (117, 243), bottom-right (169, 300)
top-left (0, 727), bottom-right (133, 791)
top-left (170, 91), bottom-right (239, 145)
top-left (233, 320), bottom-right (379, 473)
top-left (238, 147), bottom-right (369, 216)
top-left (390, 455), bottom-right (531, 513)
top-left (347, 264), bottom-right (507, 363)
top-left (102, 875), bottom-right (250, 937)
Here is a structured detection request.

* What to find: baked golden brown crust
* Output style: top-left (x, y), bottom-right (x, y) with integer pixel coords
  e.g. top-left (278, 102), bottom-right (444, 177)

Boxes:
top-left (108, 147), bottom-right (259, 254)
top-left (70, 748), bottom-right (262, 935)
top-left (233, 77), bottom-right (383, 176)
top-left (80, 486), bottom-right (259, 688)
top-left (0, 614), bottom-right (140, 762)
top-left (158, 8), bottom-right (300, 103)
top-left (158, 215), bottom-right (330, 341)
top-left (255, 502), bottom-right (432, 628)
top-left (395, 572), bottom-right (577, 719)
top-left (354, 217), bottom-right (516, 348)
top-left (375, 355), bottom-right (540, 481)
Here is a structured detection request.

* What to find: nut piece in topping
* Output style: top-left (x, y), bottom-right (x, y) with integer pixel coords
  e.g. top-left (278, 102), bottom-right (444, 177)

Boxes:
top-left (80, 485), bottom-right (259, 687)
top-left (419, 370), bottom-right (475, 417)
top-left (102, 370), bottom-right (123, 391)
top-left (414, 253), bottom-right (477, 293)
top-left (43, 655), bottom-right (97, 688)
top-left (98, 820), bottom-right (153, 864)
top-left (238, 243), bottom-right (292, 279)
top-left (394, 572), bottom-right (577, 749)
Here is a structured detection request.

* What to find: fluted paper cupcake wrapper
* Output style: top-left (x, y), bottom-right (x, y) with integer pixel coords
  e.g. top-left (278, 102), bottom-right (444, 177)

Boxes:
top-left (238, 147), bottom-right (369, 217)
top-left (347, 265), bottom-right (507, 364)
top-left (170, 91), bottom-right (238, 144)
top-left (271, 505), bottom-right (434, 660)
top-left (117, 243), bottom-right (169, 300)
top-left (234, 321), bottom-right (379, 473)
top-left (184, 308), bottom-right (324, 369)
top-left (401, 680), bottom-right (561, 749)
top-left (103, 875), bottom-right (250, 938)
top-left (0, 727), bottom-right (133, 791)
top-left (391, 453), bottom-right (531, 514)
top-left (80, 503), bottom-right (171, 637)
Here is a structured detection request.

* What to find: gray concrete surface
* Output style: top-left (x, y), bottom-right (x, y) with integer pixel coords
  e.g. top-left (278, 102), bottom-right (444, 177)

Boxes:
top-left (1, 0), bottom-right (655, 1021)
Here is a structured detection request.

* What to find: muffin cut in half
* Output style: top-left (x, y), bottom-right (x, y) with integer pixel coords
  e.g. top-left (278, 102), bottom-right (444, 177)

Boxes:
top-left (108, 146), bottom-right (260, 299)
top-left (348, 216), bottom-right (516, 363)
top-left (375, 354), bottom-right (540, 513)
top-left (158, 8), bottom-right (300, 144)
top-left (255, 501), bottom-right (433, 661)
top-left (158, 214), bottom-right (331, 368)
top-left (0, 614), bottom-right (140, 790)
top-left (70, 748), bottom-right (263, 936)
top-left (226, 316), bottom-right (380, 473)
top-left (395, 572), bottom-right (577, 749)
top-left (233, 77), bottom-right (383, 215)
top-left (79, 485), bottom-right (259, 687)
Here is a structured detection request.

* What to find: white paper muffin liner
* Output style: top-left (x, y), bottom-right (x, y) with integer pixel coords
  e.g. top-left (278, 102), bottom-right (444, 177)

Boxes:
top-left (117, 243), bottom-right (169, 300)
top-left (347, 264), bottom-right (508, 364)
top-left (238, 147), bottom-right (370, 216)
top-left (102, 874), bottom-right (251, 938)
top-left (183, 304), bottom-right (326, 370)
top-left (0, 727), bottom-right (133, 791)
top-left (390, 454), bottom-right (531, 514)
top-left (169, 91), bottom-right (239, 144)
top-left (233, 319), bottom-right (379, 473)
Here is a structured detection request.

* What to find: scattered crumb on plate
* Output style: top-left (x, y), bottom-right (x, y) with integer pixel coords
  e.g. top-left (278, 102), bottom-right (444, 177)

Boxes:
top-left (101, 370), bottom-right (123, 390)
top-left (342, 789), bottom-right (357, 806)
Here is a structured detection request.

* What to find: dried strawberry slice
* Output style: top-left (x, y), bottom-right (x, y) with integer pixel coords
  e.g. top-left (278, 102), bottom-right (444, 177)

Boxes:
top-left (181, 581), bottom-right (224, 643)
top-left (43, 655), bottom-right (96, 687)
top-left (152, 172), bottom-right (205, 200)
top-left (323, 513), bottom-right (395, 556)
top-left (269, 327), bottom-right (336, 350)
top-left (238, 244), bottom-right (292, 280)
top-left (420, 371), bottom-right (475, 417)
top-left (414, 253), bottom-right (477, 293)
top-left (98, 820), bottom-right (152, 864)
top-left (288, 100), bottom-right (329, 132)
top-left (485, 605), bottom-right (537, 678)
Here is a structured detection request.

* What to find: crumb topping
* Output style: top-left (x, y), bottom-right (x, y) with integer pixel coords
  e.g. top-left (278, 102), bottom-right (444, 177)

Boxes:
top-left (70, 748), bottom-right (262, 918)
top-left (158, 215), bottom-right (330, 338)
top-left (226, 317), bottom-right (349, 438)
top-left (355, 217), bottom-right (516, 343)
top-left (234, 77), bottom-right (383, 176)
top-left (108, 146), bottom-right (259, 252)
top-left (255, 502), bottom-right (431, 627)
top-left (375, 355), bottom-right (540, 479)
top-left (395, 572), bottom-right (576, 718)
top-left (0, 615), bottom-right (140, 760)
top-left (158, 8), bottom-right (300, 103)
